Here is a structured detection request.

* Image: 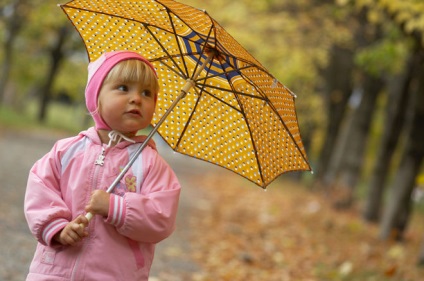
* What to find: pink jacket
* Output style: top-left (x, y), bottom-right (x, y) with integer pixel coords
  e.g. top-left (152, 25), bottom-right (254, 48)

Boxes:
top-left (24, 127), bottom-right (181, 280)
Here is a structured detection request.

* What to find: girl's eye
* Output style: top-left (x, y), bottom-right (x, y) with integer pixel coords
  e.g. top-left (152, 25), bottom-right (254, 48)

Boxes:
top-left (142, 90), bottom-right (153, 97)
top-left (117, 85), bottom-right (128, 91)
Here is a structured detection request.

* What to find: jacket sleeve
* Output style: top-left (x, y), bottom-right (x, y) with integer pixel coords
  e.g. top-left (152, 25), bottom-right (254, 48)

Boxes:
top-left (24, 143), bottom-right (72, 246)
top-left (105, 149), bottom-right (181, 243)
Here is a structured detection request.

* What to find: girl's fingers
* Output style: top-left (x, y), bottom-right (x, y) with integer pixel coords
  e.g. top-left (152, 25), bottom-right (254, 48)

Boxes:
top-left (72, 215), bottom-right (89, 233)
top-left (63, 233), bottom-right (78, 246)
top-left (72, 223), bottom-right (89, 237)
top-left (69, 229), bottom-right (86, 244)
top-left (75, 214), bottom-right (89, 226)
top-left (70, 223), bottom-right (82, 234)
top-left (80, 213), bottom-right (89, 223)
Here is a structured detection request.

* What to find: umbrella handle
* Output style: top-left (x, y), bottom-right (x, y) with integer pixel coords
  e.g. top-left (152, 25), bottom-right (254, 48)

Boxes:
top-left (85, 212), bottom-right (94, 222)
top-left (79, 212), bottom-right (94, 229)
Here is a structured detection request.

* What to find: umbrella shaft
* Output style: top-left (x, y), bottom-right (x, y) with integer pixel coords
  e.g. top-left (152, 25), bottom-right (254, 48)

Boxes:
top-left (193, 52), bottom-right (213, 81)
top-left (181, 52), bottom-right (213, 93)
top-left (106, 90), bottom-right (187, 193)
top-left (106, 52), bottom-right (214, 194)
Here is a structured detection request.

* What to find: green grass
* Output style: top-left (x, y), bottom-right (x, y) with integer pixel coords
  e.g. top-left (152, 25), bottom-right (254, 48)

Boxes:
top-left (0, 101), bottom-right (90, 135)
top-left (1, 100), bottom-right (154, 136)
top-left (0, 105), bottom-right (37, 129)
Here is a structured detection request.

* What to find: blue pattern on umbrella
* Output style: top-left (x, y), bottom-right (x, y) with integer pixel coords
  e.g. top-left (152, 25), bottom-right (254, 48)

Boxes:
top-left (181, 32), bottom-right (239, 80)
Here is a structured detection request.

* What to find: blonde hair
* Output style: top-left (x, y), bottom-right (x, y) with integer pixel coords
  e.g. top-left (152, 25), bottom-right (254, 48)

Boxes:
top-left (104, 59), bottom-right (159, 95)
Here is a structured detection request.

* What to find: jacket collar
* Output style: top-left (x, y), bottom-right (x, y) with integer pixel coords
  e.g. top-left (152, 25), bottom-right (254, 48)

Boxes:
top-left (80, 127), bottom-right (157, 151)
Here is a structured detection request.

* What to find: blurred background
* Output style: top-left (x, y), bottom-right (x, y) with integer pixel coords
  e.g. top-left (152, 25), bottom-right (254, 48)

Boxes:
top-left (1, 0), bottom-right (424, 280)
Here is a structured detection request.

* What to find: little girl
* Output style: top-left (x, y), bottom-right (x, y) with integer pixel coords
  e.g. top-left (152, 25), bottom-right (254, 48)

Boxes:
top-left (24, 51), bottom-right (181, 280)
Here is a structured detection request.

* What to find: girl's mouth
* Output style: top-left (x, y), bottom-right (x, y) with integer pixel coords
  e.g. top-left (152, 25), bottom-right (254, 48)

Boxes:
top-left (127, 109), bottom-right (141, 116)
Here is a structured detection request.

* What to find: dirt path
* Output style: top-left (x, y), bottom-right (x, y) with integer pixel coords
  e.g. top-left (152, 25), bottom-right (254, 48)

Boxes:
top-left (0, 129), bottom-right (208, 281)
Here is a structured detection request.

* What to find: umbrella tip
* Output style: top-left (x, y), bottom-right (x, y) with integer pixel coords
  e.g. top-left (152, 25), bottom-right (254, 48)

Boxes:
top-left (285, 86), bottom-right (297, 98)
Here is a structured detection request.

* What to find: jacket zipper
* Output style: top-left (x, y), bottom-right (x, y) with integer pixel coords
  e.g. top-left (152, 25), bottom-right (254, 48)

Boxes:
top-left (95, 147), bottom-right (106, 166)
top-left (71, 145), bottom-right (105, 280)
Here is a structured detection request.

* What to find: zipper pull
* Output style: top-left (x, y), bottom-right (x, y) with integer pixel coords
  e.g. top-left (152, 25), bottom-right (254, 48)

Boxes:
top-left (95, 147), bottom-right (105, 166)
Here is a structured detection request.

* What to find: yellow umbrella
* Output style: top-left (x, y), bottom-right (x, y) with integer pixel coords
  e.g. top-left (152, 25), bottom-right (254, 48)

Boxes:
top-left (60, 0), bottom-right (311, 189)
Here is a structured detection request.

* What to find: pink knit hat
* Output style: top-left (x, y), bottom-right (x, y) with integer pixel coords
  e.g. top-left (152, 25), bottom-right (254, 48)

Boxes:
top-left (85, 50), bottom-right (157, 130)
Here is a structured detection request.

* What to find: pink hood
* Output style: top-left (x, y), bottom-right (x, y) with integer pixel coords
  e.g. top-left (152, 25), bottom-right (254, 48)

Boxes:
top-left (85, 51), bottom-right (157, 130)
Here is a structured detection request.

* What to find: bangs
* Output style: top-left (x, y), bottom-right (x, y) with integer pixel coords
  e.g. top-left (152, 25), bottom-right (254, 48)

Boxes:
top-left (105, 60), bottom-right (159, 93)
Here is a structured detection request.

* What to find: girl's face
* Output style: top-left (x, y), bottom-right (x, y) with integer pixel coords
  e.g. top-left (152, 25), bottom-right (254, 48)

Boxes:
top-left (98, 73), bottom-right (156, 137)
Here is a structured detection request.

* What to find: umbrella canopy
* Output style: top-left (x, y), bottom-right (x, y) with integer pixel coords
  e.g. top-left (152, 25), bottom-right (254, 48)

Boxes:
top-left (60, 0), bottom-right (311, 188)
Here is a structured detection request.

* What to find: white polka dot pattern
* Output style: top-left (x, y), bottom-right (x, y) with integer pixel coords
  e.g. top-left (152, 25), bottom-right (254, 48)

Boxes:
top-left (61, 0), bottom-right (311, 187)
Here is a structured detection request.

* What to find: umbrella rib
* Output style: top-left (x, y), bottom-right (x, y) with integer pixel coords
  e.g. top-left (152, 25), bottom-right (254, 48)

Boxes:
top-left (64, 5), bottom-right (193, 78)
top-left (153, 57), bottom-right (188, 80)
top-left (197, 49), bottom-right (267, 185)
top-left (193, 85), bottom-right (243, 113)
top-left (171, 23), bottom-right (218, 149)
top-left (194, 59), bottom-right (272, 102)
top-left (227, 63), bottom-right (311, 176)
top-left (172, 87), bottom-right (204, 149)
top-left (243, 72), bottom-right (310, 166)
top-left (165, 8), bottom-right (191, 77)
top-left (173, 48), bottom-right (217, 149)
top-left (214, 57), bottom-right (267, 185)
top-left (198, 84), bottom-right (266, 100)
top-left (195, 64), bottom-right (251, 81)
top-left (143, 26), bottom-right (189, 79)
top-left (190, 25), bottom-right (216, 81)
top-left (237, 78), bottom-right (309, 183)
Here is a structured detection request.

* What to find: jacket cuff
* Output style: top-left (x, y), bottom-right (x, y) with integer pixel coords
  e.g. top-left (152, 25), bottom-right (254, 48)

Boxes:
top-left (42, 218), bottom-right (68, 246)
top-left (105, 194), bottom-right (126, 228)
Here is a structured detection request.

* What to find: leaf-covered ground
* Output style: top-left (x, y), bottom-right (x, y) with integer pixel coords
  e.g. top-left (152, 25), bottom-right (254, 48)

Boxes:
top-left (1, 128), bottom-right (422, 281)
top-left (186, 172), bottom-right (424, 281)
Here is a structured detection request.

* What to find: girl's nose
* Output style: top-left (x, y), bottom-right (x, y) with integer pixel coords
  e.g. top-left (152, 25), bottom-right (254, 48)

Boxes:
top-left (129, 91), bottom-right (142, 104)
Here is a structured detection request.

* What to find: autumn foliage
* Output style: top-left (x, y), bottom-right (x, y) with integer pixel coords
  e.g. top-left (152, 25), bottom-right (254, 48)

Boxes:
top-left (186, 172), bottom-right (424, 281)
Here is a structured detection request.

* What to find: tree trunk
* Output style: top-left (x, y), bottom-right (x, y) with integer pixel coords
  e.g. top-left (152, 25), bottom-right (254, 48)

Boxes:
top-left (332, 74), bottom-right (384, 208)
top-left (315, 7), bottom-right (380, 192)
top-left (314, 45), bottom-right (354, 186)
top-left (322, 92), bottom-right (356, 188)
top-left (363, 53), bottom-right (416, 222)
top-left (0, 25), bottom-right (14, 105)
top-left (37, 25), bottom-right (70, 122)
top-left (379, 50), bottom-right (424, 240)
top-left (0, 0), bottom-right (28, 105)
top-left (419, 236), bottom-right (424, 266)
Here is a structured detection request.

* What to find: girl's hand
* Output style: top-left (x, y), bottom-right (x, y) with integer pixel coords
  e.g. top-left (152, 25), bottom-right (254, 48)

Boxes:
top-left (54, 215), bottom-right (89, 246)
top-left (85, 190), bottom-right (110, 217)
